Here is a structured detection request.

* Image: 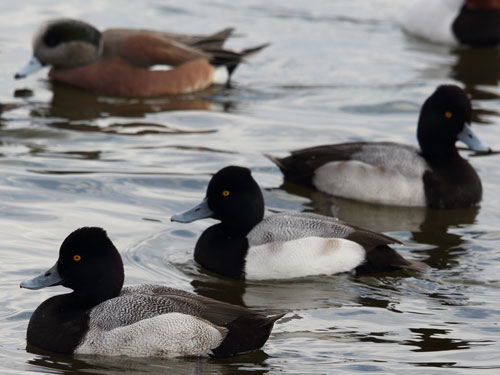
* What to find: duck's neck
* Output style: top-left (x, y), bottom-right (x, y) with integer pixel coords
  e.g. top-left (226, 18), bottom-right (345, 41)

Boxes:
top-left (195, 224), bottom-right (249, 279)
top-left (420, 142), bottom-right (461, 164)
top-left (72, 284), bottom-right (121, 308)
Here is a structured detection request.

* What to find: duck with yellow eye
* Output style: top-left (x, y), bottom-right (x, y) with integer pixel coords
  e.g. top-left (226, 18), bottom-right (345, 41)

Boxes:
top-left (172, 166), bottom-right (427, 280)
top-left (20, 227), bottom-right (283, 357)
top-left (267, 85), bottom-right (491, 209)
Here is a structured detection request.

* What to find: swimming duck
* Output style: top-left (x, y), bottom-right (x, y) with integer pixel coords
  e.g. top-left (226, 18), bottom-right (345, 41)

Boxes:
top-left (171, 166), bottom-right (426, 280)
top-left (402, 0), bottom-right (500, 45)
top-left (267, 85), bottom-right (490, 209)
top-left (20, 227), bottom-right (282, 357)
top-left (15, 19), bottom-right (268, 97)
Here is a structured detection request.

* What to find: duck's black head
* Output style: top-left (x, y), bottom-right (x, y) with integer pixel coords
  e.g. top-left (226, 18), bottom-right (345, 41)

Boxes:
top-left (417, 85), bottom-right (489, 159)
top-left (21, 227), bottom-right (124, 307)
top-left (206, 166), bottom-right (265, 234)
top-left (172, 166), bottom-right (265, 235)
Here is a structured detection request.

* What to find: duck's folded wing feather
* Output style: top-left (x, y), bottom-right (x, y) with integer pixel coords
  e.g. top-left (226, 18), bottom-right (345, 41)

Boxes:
top-left (95, 285), bottom-right (272, 329)
top-left (110, 31), bottom-right (211, 67)
top-left (247, 211), bottom-right (399, 248)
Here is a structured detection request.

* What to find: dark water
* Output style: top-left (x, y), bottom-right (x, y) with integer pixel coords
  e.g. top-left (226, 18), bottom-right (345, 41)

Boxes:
top-left (2, 0), bottom-right (500, 374)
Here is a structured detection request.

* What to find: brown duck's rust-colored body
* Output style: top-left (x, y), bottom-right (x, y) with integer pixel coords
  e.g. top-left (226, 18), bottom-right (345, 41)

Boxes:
top-left (17, 19), bottom-right (268, 97)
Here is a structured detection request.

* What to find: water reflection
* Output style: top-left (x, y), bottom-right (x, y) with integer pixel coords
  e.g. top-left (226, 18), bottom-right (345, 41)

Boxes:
top-left (405, 38), bottom-right (500, 121)
top-left (27, 350), bottom-right (268, 375)
top-left (402, 328), bottom-right (471, 352)
top-left (0, 103), bottom-right (21, 112)
top-left (450, 47), bottom-right (500, 104)
top-left (28, 82), bottom-right (234, 121)
top-left (27, 346), bottom-right (271, 375)
top-left (190, 273), bottom-right (352, 312)
top-left (274, 181), bottom-right (479, 270)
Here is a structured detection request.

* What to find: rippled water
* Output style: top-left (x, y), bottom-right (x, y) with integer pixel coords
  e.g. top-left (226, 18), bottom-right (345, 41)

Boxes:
top-left (2, 0), bottom-right (500, 374)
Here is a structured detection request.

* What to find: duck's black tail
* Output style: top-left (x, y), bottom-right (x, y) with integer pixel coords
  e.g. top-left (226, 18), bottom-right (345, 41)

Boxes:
top-left (207, 43), bottom-right (270, 86)
top-left (211, 313), bottom-right (284, 358)
top-left (356, 245), bottom-right (428, 275)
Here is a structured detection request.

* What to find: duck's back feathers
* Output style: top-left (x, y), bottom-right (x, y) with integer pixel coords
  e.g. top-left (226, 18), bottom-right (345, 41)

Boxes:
top-left (247, 212), bottom-right (356, 246)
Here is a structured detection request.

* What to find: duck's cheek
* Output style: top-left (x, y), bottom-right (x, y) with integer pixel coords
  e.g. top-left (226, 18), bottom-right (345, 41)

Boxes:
top-left (312, 160), bottom-right (427, 207)
top-left (244, 237), bottom-right (366, 280)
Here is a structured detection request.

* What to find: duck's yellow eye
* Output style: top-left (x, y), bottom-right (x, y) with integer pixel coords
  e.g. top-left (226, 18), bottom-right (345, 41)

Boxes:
top-left (445, 111), bottom-right (452, 118)
top-left (73, 255), bottom-right (82, 262)
top-left (222, 190), bottom-right (230, 197)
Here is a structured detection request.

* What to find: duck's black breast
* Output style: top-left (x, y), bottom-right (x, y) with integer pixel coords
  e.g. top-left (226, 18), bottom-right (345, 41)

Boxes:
top-left (423, 156), bottom-right (482, 208)
top-left (194, 224), bottom-right (249, 279)
top-left (27, 294), bottom-right (89, 354)
top-left (453, 6), bottom-right (500, 45)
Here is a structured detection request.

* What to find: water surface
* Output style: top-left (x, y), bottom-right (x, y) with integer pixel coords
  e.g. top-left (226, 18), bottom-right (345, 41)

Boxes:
top-left (1, 1), bottom-right (500, 374)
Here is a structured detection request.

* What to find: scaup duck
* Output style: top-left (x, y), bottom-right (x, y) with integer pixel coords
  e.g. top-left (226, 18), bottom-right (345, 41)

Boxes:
top-left (15, 19), bottom-right (268, 97)
top-left (171, 166), bottom-right (426, 280)
top-left (402, 0), bottom-right (500, 45)
top-left (20, 227), bottom-right (282, 357)
top-left (267, 85), bottom-right (490, 209)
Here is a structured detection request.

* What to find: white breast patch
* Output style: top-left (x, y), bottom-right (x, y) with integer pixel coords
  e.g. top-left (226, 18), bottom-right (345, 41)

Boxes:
top-left (313, 160), bottom-right (427, 207)
top-left (75, 312), bottom-right (226, 358)
top-left (244, 237), bottom-right (366, 280)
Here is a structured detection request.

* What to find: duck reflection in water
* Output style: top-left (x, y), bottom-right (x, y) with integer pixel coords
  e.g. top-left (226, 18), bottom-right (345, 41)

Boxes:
top-left (30, 82), bottom-right (236, 122)
top-left (450, 46), bottom-right (500, 121)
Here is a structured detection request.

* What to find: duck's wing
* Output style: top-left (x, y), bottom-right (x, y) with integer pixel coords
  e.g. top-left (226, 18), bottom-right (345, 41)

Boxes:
top-left (117, 284), bottom-right (282, 327)
top-left (267, 142), bottom-right (424, 185)
top-left (104, 29), bottom-right (211, 67)
top-left (266, 142), bottom-right (366, 185)
top-left (93, 285), bottom-right (282, 357)
top-left (247, 211), bottom-right (399, 248)
top-left (104, 28), bottom-right (268, 71)
top-left (157, 27), bottom-right (235, 50)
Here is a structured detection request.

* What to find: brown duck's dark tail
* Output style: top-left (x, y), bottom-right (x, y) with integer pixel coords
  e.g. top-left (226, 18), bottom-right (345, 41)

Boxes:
top-left (191, 28), bottom-right (236, 50)
top-left (356, 245), bottom-right (428, 275)
top-left (211, 313), bottom-right (284, 358)
top-left (208, 43), bottom-right (270, 85)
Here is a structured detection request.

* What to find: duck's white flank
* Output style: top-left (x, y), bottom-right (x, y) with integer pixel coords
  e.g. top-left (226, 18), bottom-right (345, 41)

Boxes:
top-left (244, 237), bottom-right (366, 280)
top-left (75, 312), bottom-right (226, 358)
top-left (401, 0), bottom-right (463, 45)
top-left (313, 160), bottom-right (427, 207)
top-left (213, 66), bottom-right (230, 85)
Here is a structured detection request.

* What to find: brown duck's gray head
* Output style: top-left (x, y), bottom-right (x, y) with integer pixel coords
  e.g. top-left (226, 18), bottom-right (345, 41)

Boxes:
top-left (15, 18), bottom-right (103, 79)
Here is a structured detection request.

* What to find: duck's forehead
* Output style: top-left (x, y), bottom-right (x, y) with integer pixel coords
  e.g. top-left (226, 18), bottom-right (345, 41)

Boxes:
top-left (33, 19), bottom-right (100, 48)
